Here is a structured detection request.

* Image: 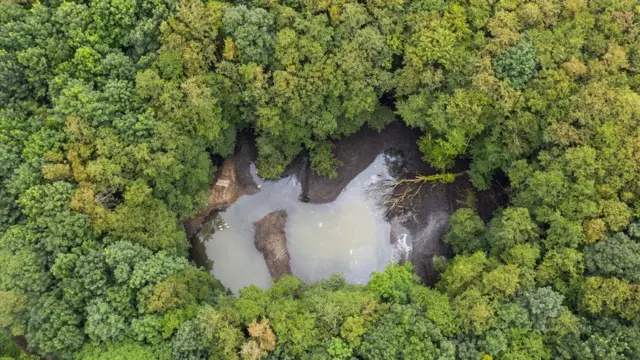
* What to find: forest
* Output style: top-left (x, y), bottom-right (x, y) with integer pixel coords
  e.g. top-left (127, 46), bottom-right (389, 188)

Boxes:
top-left (0, 0), bottom-right (639, 358)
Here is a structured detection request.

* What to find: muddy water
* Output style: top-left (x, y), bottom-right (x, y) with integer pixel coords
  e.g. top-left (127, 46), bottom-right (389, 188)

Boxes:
top-left (198, 154), bottom-right (400, 293)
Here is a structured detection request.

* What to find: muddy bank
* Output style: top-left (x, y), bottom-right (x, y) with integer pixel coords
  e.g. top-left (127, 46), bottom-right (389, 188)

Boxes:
top-left (185, 137), bottom-right (258, 239)
top-left (291, 121), bottom-right (432, 204)
top-left (253, 210), bottom-right (292, 280)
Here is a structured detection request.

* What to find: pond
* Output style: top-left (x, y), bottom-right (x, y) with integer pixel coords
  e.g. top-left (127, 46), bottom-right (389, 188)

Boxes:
top-left (196, 153), bottom-right (404, 293)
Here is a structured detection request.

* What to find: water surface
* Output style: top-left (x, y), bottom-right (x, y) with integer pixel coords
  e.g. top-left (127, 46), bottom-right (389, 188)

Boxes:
top-left (199, 154), bottom-right (398, 293)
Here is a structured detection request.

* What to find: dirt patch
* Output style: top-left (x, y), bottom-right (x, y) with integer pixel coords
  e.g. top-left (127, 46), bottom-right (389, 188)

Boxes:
top-left (184, 137), bottom-right (258, 239)
top-left (254, 210), bottom-right (292, 280)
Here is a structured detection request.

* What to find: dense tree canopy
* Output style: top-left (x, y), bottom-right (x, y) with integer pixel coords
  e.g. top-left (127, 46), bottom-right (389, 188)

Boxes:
top-left (1, 0), bottom-right (639, 358)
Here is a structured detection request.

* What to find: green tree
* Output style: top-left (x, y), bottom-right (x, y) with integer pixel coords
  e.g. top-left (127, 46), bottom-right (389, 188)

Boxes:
top-left (357, 304), bottom-right (455, 360)
top-left (444, 208), bottom-right (486, 254)
top-left (584, 232), bottom-right (640, 283)
top-left (26, 291), bottom-right (85, 358)
top-left (76, 341), bottom-right (171, 360)
top-left (222, 6), bottom-right (274, 65)
top-left (580, 276), bottom-right (640, 321)
top-left (485, 207), bottom-right (539, 256)
top-left (493, 39), bottom-right (537, 89)
top-left (368, 263), bottom-right (418, 304)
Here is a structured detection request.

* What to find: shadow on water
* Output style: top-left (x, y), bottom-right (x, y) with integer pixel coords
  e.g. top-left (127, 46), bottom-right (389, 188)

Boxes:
top-left (189, 211), bottom-right (227, 272)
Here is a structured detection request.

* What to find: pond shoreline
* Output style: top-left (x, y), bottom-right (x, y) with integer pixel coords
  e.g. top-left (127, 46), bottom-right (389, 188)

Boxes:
top-left (186, 120), bottom-right (508, 285)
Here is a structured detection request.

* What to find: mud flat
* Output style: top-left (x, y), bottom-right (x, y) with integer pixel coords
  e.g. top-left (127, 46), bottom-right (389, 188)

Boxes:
top-left (254, 210), bottom-right (292, 280)
top-left (185, 137), bottom-right (258, 240)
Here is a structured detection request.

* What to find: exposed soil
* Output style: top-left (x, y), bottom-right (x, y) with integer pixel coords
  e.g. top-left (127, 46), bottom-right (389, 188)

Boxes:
top-left (184, 136), bottom-right (258, 240)
top-left (295, 121), bottom-right (432, 203)
top-left (253, 210), bottom-right (292, 280)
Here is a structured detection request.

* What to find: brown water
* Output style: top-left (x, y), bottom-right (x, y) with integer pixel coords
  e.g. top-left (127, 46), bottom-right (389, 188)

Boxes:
top-left (197, 154), bottom-right (405, 293)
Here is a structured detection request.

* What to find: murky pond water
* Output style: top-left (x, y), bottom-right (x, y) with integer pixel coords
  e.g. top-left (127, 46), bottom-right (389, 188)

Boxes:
top-left (198, 154), bottom-right (401, 293)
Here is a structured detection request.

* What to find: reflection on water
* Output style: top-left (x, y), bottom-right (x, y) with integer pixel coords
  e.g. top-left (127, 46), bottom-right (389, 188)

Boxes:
top-left (199, 153), bottom-right (399, 293)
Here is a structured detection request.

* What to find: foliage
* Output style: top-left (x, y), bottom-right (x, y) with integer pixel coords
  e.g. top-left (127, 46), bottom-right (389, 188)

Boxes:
top-left (444, 208), bottom-right (486, 254)
top-left (309, 142), bottom-right (342, 179)
top-left (76, 341), bottom-right (172, 360)
top-left (584, 232), bottom-right (640, 283)
top-left (493, 40), bottom-right (538, 89)
top-left (0, 332), bottom-right (37, 360)
top-left (1, 0), bottom-right (639, 358)
top-left (356, 304), bottom-right (455, 360)
top-left (368, 263), bottom-right (418, 304)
